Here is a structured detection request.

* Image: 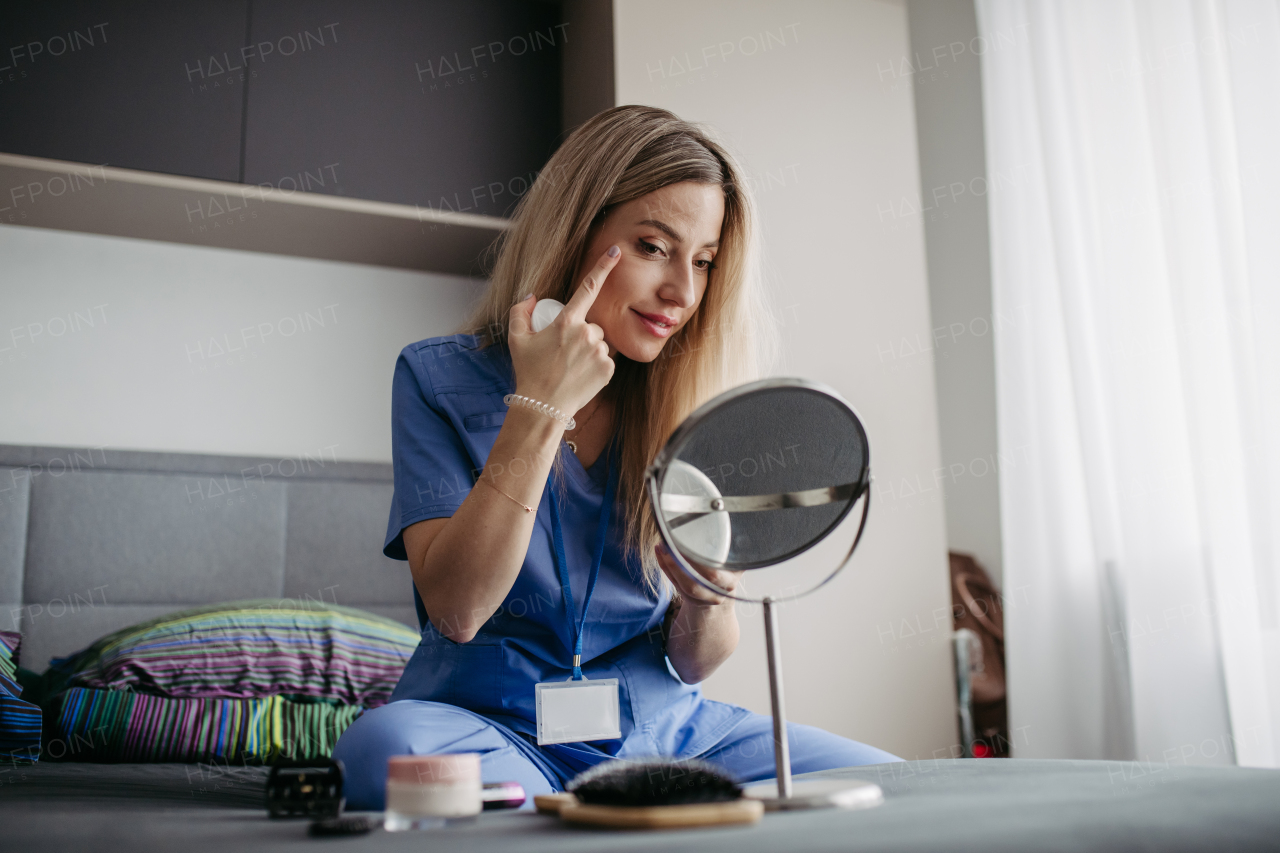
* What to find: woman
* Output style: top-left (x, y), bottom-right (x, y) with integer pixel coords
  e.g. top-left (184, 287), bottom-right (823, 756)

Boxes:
top-left (334, 105), bottom-right (899, 809)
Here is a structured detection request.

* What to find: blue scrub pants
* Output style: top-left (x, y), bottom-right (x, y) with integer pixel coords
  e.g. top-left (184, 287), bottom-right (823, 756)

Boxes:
top-left (333, 700), bottom-right (902, 810)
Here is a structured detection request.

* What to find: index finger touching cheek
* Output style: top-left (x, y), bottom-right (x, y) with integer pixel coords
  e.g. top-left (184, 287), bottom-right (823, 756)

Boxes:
top-left (562, 245), bottom-right (621, 323)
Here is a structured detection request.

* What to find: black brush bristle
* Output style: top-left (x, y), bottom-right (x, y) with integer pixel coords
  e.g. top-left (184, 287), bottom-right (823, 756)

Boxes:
top-left (567, 759), bottom-right (742, 806)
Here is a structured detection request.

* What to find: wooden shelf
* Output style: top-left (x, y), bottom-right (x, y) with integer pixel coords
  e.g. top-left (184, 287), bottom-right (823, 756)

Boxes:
top-left (0, 152), bottom-right (509, 277)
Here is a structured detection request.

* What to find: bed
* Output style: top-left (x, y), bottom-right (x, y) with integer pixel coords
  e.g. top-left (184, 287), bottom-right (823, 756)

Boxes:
top-left (2, 443), bottom-right (1278, 851)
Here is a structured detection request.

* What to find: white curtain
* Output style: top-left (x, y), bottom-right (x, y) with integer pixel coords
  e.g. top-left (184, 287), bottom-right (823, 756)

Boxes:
top-left (976, 0), bottom-right (1280, 766)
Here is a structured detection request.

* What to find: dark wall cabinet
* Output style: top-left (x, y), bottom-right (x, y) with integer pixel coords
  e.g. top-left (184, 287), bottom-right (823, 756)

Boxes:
top-left (244, 0), bottom-right (562, 218)
top-left (0, 1), bottom-right (249, 181)
top-left (0, 0), bottom-right (565, 217)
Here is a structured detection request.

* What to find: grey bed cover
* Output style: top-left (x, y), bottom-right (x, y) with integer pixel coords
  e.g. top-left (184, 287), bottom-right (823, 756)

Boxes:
top-left (2, 758), bottom-right (1278, 852)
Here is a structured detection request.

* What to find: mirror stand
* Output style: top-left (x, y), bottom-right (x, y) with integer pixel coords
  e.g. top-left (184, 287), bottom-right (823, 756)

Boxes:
top-left (764, 596), bottom-right (792, 799)
top-left (743, 596), bottom-right (884, 812)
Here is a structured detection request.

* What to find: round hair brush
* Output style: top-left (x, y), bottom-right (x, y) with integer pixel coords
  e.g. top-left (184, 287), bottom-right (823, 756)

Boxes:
top-left (538, 759), bottom-right (764, 829)
top-left (569, 758), bottom-right (742, 806)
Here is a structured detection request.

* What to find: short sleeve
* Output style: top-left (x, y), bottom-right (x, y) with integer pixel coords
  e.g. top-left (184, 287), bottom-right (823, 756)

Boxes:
top-left (382, 349), bottom-right (477, 560)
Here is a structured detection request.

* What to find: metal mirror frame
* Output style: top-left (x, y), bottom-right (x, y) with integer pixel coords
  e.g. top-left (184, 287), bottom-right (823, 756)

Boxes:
top-left (644, 377), bottom-right (874, 604)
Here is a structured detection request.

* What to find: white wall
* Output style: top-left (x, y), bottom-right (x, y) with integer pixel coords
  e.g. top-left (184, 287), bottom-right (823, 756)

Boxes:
top-left (615, 0), bottom-right (957, 758)
top-left (0, 226), bottom-right (483, 462)
top-left (906, 0), bottom-right (1005, 588)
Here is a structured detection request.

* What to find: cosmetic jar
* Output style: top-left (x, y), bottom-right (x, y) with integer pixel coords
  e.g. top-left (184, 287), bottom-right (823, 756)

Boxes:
top-left (384, 753), bottom-right (482, 830)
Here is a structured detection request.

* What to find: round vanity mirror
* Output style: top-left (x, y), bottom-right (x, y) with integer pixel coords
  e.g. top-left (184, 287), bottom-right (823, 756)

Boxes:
top-left (649, 378), bottom-right (871, 604)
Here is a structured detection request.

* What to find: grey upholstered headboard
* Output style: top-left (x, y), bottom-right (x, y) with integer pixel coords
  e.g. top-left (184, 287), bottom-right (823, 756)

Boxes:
top-left (0, 444), bottom-right (418, 673)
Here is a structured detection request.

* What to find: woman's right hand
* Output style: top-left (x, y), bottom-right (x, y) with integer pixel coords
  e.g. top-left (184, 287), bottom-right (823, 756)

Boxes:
top-left (507, 245), bottom-right (621, 417)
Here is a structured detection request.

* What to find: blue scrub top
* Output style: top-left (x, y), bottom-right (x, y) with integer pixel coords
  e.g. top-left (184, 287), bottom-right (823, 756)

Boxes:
top-left (382, 334), bottom-right (751, 765)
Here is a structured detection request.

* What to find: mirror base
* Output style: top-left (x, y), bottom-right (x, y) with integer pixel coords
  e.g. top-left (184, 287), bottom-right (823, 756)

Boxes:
top-left (743, 779), bottom-right (884, 811)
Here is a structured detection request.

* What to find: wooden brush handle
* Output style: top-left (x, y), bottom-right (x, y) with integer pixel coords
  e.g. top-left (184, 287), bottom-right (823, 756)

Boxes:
top-left (534, 792), bottom-right (578, 815)
top-left (559, 799), bottom-right (764, 829)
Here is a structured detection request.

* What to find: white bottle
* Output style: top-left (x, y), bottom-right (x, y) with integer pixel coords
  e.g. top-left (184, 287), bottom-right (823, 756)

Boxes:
top-left (531, 298), bottom-right (565, 333)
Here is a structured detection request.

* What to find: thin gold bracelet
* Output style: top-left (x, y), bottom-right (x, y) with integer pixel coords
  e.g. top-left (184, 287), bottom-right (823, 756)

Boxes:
top-left (478, 475), bottom-right (536, 513)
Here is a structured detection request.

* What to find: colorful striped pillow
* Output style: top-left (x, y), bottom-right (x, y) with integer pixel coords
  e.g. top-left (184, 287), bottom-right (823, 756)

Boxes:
top-left (0, 630), bottom-right (20, 682)
top-left (44, 600), bottom-right (420, 708)
top-left (29, 601), bottom-right (420, 763)
top-left (49, 687), bottom-right (362, 763)
top-left (1, 630), bottom-right (41, 764)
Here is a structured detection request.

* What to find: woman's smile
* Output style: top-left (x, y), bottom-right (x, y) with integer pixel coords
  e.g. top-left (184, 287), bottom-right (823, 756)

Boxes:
top-left (631, 308), bottom-right (677, 337)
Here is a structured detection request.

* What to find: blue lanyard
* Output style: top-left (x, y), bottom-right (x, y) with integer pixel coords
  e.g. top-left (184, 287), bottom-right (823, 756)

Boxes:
top-left (547, 440), bottom-right (618, 681)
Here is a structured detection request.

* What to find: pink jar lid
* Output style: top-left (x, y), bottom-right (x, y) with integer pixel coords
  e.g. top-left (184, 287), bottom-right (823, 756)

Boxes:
top-left (387, 753), bottom-right (481, 785)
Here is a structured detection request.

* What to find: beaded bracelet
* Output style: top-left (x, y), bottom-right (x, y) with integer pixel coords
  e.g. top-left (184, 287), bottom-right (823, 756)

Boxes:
top-left (503, 393), bottom-right (576, 430)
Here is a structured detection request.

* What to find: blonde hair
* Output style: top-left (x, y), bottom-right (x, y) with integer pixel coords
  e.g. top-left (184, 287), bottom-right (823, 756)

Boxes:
top-left (461, 105), bottom-right (777, 591)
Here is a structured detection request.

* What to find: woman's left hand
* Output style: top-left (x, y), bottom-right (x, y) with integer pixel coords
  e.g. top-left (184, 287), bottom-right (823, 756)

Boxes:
top-left (655, 542), bottom-right (741, 606)
top-left (657, 541), bottom-right (742, 683)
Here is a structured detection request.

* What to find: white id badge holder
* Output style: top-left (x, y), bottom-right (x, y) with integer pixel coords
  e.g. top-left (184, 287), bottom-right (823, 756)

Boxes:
top-left (535, 678), bottom-right (621, 745)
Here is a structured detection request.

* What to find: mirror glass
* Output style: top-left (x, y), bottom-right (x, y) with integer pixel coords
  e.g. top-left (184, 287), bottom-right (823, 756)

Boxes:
top-left (652, 381), bottom-right (870, 603)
